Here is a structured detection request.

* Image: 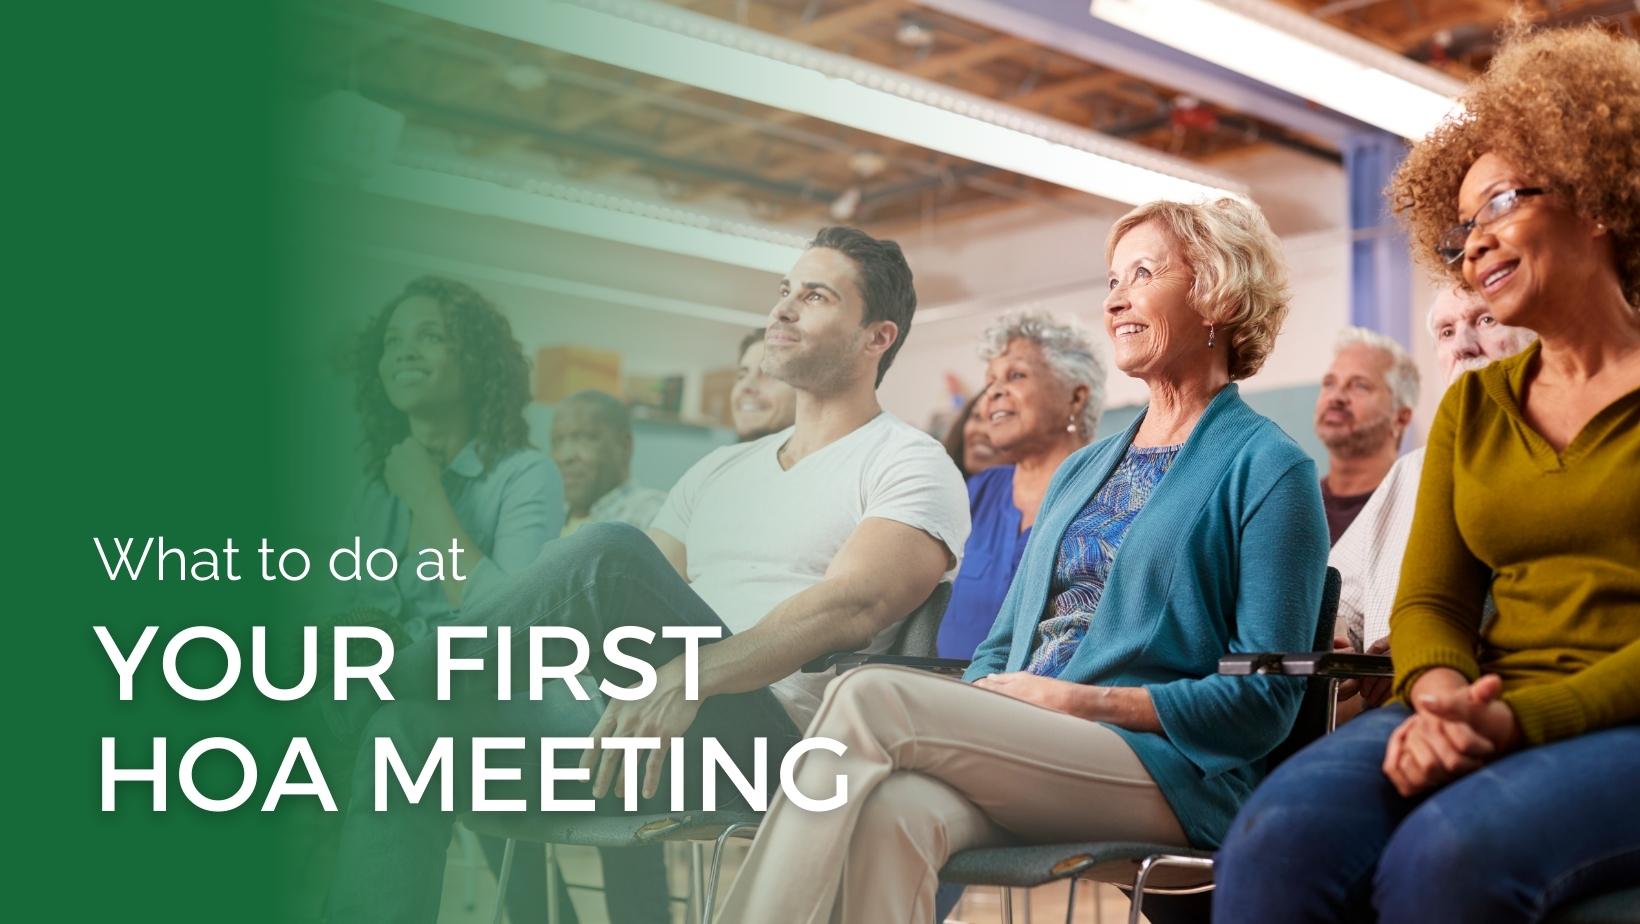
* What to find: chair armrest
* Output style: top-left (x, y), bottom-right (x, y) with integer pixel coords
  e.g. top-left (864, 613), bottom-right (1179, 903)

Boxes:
top-left (802, 652), bottom-right (972, 675)
top-left (1219, 652), bottom-right (1394, 678)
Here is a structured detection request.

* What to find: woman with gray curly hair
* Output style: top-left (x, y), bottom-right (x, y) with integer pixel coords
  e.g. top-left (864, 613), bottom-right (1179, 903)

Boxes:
top-left (935, 309), bottom-right (1106, 661)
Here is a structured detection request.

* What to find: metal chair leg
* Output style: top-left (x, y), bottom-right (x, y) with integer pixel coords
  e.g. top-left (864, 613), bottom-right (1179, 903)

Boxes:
top-left (1326, 677), bottom-right (1342, 733)
top-left (1127, 855), bottom-right (1216, 924)
top-left (545, 841), bottom-right (561, 924)
top-left (491, 838), bottom-right (516, 924)
top-left (1064, 879), bottom-right (1077, 924)
top-left (456, 824), bottom-right (481, 912)
top-left (1001, 886), bottom-right (1015, 924)
top-left (701, 822), bottom-right (758, 924)
top-left (688, 841), bottom-right (707, 924)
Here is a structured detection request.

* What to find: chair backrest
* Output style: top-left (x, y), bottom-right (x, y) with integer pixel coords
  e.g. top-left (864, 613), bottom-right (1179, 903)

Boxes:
top-left (1265, 565), bottom-right (1343, 769)
top-left (890, 581), bottom-right (954, 658)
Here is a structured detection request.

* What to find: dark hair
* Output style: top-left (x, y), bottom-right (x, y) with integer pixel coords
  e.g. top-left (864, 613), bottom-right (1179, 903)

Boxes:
top-left (941, 389), bottom-right (987, 479)
top-left (559, 389), bottom-right (632, 439)
top-left (738, 328), bottom-right (766, 362)
top-left (810, 226), bottom-right (917, 386)
top-left (352, 275), bottom-right (532, 478)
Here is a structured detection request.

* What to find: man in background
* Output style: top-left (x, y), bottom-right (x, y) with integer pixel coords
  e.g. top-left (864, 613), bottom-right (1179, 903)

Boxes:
top-left (551, 389), bottom-right (667, 537)
top-left (1314, 327), bottom-right (1421, 544)
top-left (1330, 286), bottom-right (1533, 712)
top-left (730, 328), bottom-right (797, 441)
top-left (475, 388), bottom-right (673, 924)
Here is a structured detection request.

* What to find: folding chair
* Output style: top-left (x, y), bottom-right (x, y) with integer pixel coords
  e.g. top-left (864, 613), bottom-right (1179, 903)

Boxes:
top-left (463, 582), bottom-right (953, 924)
top-left (930, 567), bottom-right (1345, 924)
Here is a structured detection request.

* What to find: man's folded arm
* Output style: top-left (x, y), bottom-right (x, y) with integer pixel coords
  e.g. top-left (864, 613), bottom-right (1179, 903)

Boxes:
top-left (693, 516), bottom-right (950, 699)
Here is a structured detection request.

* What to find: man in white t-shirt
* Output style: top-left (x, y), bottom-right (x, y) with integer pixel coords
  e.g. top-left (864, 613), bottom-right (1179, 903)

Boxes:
top-left (328, 226), bottom-right (970, 924)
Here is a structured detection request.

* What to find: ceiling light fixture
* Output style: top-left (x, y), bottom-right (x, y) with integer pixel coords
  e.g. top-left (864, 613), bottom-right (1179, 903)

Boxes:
top-left (360, 151), bottom-right (809, 273)
top-left (382, 0), bottom-right (1248, 205)
top-left (1088, 0), bottom-right (1464, 140)
top-left (895, 15), bottom-right (937, 49)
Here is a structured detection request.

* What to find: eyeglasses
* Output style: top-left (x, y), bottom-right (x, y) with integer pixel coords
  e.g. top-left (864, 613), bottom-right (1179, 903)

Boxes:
top-left (1437, 187), bottom-right (1545, 264)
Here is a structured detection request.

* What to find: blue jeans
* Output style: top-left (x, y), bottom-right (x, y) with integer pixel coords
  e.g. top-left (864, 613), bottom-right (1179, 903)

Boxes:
top-left (325, 523), bottom-right (799, 924)
top-left (1214, 705), bottom-right (1640, 923)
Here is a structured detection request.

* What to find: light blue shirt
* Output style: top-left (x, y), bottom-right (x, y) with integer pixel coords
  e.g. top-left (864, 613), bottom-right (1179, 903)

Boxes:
top-left (347, 442), bottom-right (556, 639)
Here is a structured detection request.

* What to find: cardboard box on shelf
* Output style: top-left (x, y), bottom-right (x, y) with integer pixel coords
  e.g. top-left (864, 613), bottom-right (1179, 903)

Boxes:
top-left (699, 367), bottom-right (736, 428)
top-left (535, 346), bottom-right (621, 404)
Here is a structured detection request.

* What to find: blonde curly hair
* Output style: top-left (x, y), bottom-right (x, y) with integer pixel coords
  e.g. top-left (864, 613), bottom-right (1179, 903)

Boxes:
top-left (1389, 25), bottom-right (1640, 306)
top-left (1105, 197), bottom-right (1291, 381)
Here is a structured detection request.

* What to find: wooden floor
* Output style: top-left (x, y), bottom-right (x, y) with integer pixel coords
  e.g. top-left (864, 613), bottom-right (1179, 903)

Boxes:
top-left (434, 837), bottom-right (1147, 924)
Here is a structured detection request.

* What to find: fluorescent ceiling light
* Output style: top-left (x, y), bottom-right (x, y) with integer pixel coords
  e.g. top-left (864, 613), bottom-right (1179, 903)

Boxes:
top-left (1089, 0), bottom-right (1463, 140)
top-left (382, 0), bottom-right (1248, 205)
top-left (359, 155), bottom-right (808, 274)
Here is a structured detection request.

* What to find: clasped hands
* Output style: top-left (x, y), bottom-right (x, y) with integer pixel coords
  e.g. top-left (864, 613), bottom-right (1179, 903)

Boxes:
top-left (1383, 667), bottom-right (1522, 798)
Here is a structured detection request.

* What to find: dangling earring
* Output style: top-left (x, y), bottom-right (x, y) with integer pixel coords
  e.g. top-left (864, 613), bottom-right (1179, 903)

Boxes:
top-left (1066, 413), bottom-right (1078, 435)
top-left (1207, 323), bottom-right (1216, 348)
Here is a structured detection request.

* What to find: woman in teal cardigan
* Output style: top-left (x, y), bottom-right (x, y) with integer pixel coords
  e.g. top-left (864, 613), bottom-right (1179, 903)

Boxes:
top-left (718, 198), bottom-right (1330, 924)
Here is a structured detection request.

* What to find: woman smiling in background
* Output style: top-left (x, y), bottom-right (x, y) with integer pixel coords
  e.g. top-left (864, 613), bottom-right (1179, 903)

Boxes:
top-left (936, 309), bottom-right (1105, 660)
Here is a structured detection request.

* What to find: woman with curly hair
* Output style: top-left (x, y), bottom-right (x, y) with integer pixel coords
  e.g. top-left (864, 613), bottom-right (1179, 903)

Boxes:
top-left (348, 274), bottom-right (554, 639)
top-left (1214, 26), bottom-right (1640, 924)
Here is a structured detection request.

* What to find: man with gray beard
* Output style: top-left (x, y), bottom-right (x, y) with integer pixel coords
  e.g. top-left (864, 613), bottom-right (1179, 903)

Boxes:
top-left (1313, 327), bottom-right (1421, 544)
top-left (1329, 286), bottom-right (1534, 713)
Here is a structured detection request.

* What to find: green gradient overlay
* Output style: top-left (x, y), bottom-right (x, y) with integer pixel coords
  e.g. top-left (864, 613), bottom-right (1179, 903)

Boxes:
top-left (19, 1), bottom-right (836, 921)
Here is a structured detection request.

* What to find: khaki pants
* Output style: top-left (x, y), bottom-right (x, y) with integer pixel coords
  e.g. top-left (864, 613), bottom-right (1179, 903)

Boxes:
top-left (716, 666), bottom-right (1188, 924)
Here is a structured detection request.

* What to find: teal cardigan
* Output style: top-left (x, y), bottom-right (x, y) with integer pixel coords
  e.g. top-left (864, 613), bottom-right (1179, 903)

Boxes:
top-left (963, 384), bottom-right (1329, 847)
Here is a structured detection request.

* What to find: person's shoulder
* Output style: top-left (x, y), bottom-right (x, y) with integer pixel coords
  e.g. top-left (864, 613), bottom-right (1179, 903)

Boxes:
top-left (1384, 446), bottom-right (1426, 484)
top-left (860, 414), bottom-right (965, 488)
top-left (1476, 342), bottom-right (1535, 386)
top-left (492, 446), bottom-right (551, 469)
top-left (861, 413), bottom-right (955, 463)
top-left (1232, 404), bottom-right (1313, 471)
top-left (631, 484), bottom-right (669, 504)
top-left (871, 412), bottom-right (946, 450)
top-left (487, 446), bottom-right (554, 484)
top-left (967, 464), bottom-right (1013, 501)
top-left (1465, 342), bottom-right (1534, 408)
top-left (683, 429), bottom-right (782, 480)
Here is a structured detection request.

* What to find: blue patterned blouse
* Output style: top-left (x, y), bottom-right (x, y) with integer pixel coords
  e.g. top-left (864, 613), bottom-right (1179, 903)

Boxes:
top-left (1026, 443), bottom-right (1183, 677)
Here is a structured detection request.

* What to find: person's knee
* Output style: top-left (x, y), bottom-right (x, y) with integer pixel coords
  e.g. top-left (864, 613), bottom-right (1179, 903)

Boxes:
top-left (1216, 736), bottom-right (1394, 915)
top-left (1375, 804), bottom-right (1518, 921)
top-left (569, 521), bottom-right (654, 565)
top-left (820, 665), bottom-right (909, 713)
top-left (854, 772), bottom-right (973, 863)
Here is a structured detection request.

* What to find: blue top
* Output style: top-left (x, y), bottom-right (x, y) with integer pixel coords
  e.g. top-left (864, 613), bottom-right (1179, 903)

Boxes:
top-left (348, 442), bottom-right (556, 639)
top-left (937, 466), bottom-right (1032, 659)
top-left (964, 385), bottom-right (1329, 848)
top-left (1028, 444), bottom-right (1181, 677)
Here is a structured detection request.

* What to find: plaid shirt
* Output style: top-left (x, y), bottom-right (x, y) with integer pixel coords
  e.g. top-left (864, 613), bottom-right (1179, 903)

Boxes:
top-left (561, 480), bottom-right (667, 538)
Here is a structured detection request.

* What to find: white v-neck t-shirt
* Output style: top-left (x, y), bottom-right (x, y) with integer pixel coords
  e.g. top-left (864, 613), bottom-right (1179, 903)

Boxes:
top-left (650, 412), bottom-right (969, 726)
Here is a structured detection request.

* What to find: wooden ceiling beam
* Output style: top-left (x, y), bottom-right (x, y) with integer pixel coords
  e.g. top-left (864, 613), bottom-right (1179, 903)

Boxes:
top-left (552, 0), bottom-right (908, 135)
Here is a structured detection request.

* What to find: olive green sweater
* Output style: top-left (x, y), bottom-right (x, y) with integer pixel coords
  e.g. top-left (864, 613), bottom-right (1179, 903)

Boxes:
top-left (1390, 343), bottom-right (1640, 744)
